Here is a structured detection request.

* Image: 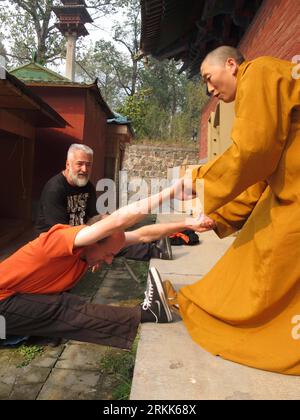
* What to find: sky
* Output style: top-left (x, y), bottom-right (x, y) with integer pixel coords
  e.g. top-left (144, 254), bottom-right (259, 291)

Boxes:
top-left (85, 11), bottom-right (124, 45)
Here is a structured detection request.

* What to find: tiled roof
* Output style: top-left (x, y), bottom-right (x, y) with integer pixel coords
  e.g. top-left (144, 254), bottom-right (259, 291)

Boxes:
top-left (0, 72), bottom-right (68, 128)
top-left (10, 61), bottom-right (69, 82)
top-left (10, 62), bottom-right (114, 118)
top-left (107, 112), bottom-right (131, 125)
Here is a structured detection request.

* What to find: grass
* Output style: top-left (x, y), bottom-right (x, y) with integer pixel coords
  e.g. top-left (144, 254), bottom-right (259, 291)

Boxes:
top-left (17, 344), bottom-right (44, 368)
top-left (127, 260), bottom-right (150, 286)
top-left (71, 267), bottom-right (107, 298)
top-left (100, 336), bottom-right (139, 400)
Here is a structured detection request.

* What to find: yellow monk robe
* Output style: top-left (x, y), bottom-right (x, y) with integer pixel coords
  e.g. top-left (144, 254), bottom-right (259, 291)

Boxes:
top-left (178, 57), bottom-right (300, 375)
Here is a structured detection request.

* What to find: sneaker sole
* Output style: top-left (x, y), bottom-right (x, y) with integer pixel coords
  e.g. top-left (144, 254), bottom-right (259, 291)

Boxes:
top-left (150, 267), bottom-right (173, 322)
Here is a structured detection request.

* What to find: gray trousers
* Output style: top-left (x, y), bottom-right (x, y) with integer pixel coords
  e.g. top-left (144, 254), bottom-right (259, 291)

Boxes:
top-left (0, 293), bottom-right (141, 350)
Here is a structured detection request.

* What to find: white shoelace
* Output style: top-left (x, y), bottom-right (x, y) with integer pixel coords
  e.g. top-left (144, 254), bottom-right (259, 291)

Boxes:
top-left (142, 281), bottom-right (154, 310)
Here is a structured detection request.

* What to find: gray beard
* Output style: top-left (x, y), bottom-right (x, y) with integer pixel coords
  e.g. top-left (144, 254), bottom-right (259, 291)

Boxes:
top-left (69, 168), bottom-right (89, 187)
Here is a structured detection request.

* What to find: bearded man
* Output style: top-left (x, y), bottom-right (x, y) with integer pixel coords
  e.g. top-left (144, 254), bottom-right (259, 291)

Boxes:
top-left (35, 144), bottom-right (97, 233)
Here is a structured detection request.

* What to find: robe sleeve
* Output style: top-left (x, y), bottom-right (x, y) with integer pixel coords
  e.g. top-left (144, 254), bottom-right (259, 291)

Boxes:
top-left (193, 58), bottom-right (294, 215)
top-left (209, 181), bottom-right (268, 238)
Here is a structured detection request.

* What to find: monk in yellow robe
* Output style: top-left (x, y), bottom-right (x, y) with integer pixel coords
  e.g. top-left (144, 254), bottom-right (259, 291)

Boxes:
top-left (178, 46), bottom-right (300, 375)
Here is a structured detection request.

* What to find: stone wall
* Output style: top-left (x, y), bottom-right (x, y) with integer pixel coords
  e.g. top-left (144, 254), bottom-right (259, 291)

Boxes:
top-left (122, 144), bottom-right (200, 180)
top-left (120, 144), bottom-right (200, 204)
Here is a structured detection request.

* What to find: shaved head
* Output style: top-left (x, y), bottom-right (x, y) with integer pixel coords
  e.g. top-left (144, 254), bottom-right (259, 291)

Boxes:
top-left (200, 46), bottom-right (245, 103)
top-left (202, 46), bottom-right (245, 68)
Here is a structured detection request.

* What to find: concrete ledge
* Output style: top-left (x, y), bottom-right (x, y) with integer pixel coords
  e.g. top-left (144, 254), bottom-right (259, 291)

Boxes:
top-left (130, 215), bottom-right (300, 400)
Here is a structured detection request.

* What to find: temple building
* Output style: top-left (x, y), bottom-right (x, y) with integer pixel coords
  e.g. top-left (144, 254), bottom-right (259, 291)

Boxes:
top-left (10, 61), bottom-right (133, 215)
top-left (0, 71), bottom-right (67, 247)
top-left (140, 0), bottom-right (300, 160)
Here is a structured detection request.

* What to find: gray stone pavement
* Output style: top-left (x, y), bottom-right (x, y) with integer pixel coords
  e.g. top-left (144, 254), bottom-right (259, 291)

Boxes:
top-left (0, 259), bottom-right (145, 400)
top-left (130, 214), bottom-right (300, 400)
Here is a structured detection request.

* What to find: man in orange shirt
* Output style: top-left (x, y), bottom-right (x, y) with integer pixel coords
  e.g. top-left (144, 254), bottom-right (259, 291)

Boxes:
top-left (0, 184), bottom-right (214, 348)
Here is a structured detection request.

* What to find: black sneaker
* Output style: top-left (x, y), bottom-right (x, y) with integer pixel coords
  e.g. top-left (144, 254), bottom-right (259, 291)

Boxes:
top-left (141, 267), bottom-right (173, 323)
top-left (154, 237), bottom-right (173, 260)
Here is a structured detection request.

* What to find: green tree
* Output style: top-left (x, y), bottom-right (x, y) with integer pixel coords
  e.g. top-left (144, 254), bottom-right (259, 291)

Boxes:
top-left (76, 40), bottom-right (123, 108)
top-left (116, 89), bottom-right (152, 137)
top-left (130, 57), bottom-right (207, 142)
top-left (170, 81), bottom-right (207, 143)
top-left (0, 0), bottom-right (64, 66)
top-left (0, 0), bottom-right (126, 67)
top-left (142, 59), bottom-right (186, 114)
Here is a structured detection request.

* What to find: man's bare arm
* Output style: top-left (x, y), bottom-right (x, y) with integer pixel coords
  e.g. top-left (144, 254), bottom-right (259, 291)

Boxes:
top-left (74, 187), bottom-right (174, 248)
top-left (124, 217), bottom-right (216, 246)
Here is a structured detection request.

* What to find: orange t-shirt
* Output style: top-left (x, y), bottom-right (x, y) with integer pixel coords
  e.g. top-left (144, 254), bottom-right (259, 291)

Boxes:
top-left (0, 224), bottom-right (88, 301)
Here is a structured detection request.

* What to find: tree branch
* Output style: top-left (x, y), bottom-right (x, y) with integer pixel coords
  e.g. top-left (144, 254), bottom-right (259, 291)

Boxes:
top-left (36, 1), bottom-right (44, 16)
top-left (5, 52), bottom-right (29, 61)
top-left (113, 37), bottom-right (133, 57)
top-left (45, 55), bottom-right (65, 63)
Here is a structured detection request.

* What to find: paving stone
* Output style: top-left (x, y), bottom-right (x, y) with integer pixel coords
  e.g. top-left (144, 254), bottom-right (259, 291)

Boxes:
top-left (0, 381), bottom-right (13, 400)
top-left (37, 369), bottom-right (100, 400)
top-left (15, 365), bottom-right (51, 385)
top-left (31, 346), bottom-right (64, 369)
top-left (31, 357), bottom-right (58, 369)
top-left (2, 366), bottom-right (51, 400)
top-left (9, 383), bottom-right (45, 400)
top-left (55, 343), bottom-right (107, 371)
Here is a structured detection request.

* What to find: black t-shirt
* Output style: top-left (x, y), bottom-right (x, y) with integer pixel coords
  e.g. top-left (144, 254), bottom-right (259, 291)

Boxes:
top-left (35, 173), bottom-right (98, 234)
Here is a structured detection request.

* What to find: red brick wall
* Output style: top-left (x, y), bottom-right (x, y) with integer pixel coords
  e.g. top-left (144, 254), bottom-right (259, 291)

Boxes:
top-left (239, 0), bottom-right (300, 60)
top-left (199, 0), bottom-right (300, 159)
